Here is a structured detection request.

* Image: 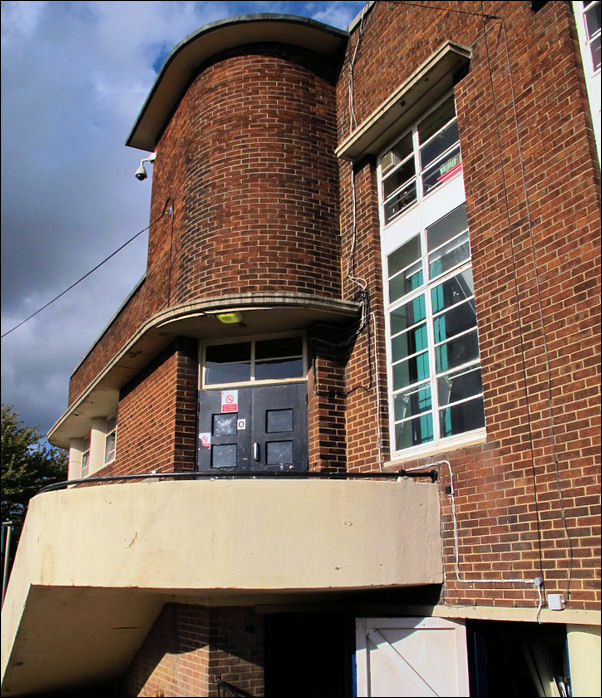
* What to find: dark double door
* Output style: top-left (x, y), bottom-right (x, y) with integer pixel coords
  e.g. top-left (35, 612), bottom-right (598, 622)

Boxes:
top-left (197, 383), bottom-right (307, 472)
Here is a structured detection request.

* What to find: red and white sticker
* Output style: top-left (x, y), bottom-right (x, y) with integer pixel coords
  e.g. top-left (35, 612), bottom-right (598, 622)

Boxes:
top-left (221, 389), bottom-right (238, 413)
top-left (199, 432), bottom-right (211, 449)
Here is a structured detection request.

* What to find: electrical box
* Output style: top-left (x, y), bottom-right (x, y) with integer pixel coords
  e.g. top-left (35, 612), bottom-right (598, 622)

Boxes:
top-left (547, 593), bottom-right (565, 610)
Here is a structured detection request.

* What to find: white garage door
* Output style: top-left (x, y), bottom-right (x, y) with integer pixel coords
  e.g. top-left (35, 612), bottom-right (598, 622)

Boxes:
top-left (355, 617), bottom-right (470, 697)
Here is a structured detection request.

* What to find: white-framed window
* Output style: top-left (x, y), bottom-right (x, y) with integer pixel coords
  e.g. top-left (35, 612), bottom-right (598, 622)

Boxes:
top-left (104, 413), bottom-right (117, 464)
top-left (573, 0), bottom-right (601, 162)
top-left (81, 435), bottom-right (90, 478)
top-left (200, 334), bottom-right (306, 388)
top-left (379, 93), bottom-right (485, 459)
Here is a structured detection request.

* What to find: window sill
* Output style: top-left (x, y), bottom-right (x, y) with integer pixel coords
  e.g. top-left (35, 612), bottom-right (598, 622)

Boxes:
top-left (385, 428), bottom-right (486, 467)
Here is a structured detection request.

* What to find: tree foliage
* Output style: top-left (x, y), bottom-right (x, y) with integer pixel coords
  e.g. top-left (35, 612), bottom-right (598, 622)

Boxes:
top-left (1, 404), bottom-right (68, 532)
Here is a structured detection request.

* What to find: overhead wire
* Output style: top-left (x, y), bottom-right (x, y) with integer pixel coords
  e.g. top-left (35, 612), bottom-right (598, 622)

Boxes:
top-left (1, 209), bottom-right (168, 340)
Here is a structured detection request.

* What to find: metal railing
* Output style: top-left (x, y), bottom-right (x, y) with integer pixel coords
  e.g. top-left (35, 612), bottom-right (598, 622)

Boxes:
top-left (36, 468), bottom-right (438, 495)
top-left (216, 675), bottom-right (254, 698)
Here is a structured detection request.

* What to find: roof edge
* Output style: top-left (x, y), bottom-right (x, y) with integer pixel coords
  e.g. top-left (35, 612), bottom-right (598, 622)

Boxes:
top-left (127, 13), bottom-right (349, 151)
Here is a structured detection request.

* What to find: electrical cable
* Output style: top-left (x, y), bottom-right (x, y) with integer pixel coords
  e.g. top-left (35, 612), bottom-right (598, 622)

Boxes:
top-left (406, 460), bottom-right (545, 616)
top-left (1, 210), bottom-right (168, 339)
top-left (497, 16), bottom-right (574, 603)
top-left (480, 8), bottom-right (546, 593)
top-left (399, 2), bottom-right (499, 20)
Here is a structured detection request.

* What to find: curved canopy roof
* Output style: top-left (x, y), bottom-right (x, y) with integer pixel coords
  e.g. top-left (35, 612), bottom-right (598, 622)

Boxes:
top-left (127, 14), bottom-right (348, 152)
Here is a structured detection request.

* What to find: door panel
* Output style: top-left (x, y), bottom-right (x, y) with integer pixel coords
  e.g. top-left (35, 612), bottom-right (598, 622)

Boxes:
top-left (356, 617), bottom-right (469, 697)
top-left (197, 388), bottom-right (252, 471)
top-left (251, 384), bottom-right (307, 472)
top-left (197, 383), bottom-right (307, 472)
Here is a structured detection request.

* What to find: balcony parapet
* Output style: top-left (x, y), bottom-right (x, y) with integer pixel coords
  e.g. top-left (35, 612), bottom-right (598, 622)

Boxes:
top-left (2, 477), bottom-right (441, 695)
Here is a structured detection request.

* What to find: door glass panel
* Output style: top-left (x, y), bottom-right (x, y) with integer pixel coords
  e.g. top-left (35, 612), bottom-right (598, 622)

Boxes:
top-left (256, 337), bottom-right (302, 360)
top-left (205, 343), bottom-right (251, 384)
top-left (431, 270), bottom-right (474, 314)
top-left (267, 441), bottom-right (293, 465)
top-left (267, 409), bottom-right (293, 433)
top-left (256, 358), bottom-right (303, 381)
top-left (439, 396), bottom-right (485, 437)
top-left (433, 299), bottom-right (477, 343)
top-left (212, 413), bottom-right (237, 436)
top-left (435, 329), bottom-right (480, 373)
top-left (395, 413), bottom-right (434, 450)
top-left (212, 444), bottom-right (237, 468)
top-left (393, 351), bottom-right (430, 390)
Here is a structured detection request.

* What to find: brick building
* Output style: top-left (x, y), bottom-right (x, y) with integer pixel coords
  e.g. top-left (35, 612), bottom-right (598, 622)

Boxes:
top-left (2, 2), bottom-right (600, 696)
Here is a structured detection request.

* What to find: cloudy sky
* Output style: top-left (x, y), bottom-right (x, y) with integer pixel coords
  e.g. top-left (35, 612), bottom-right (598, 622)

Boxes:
top-left (1, 0), bottom-right (364, 440)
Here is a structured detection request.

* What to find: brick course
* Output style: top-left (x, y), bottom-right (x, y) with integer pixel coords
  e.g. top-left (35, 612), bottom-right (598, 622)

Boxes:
top-left (124, 605), bottom-right (263, 698)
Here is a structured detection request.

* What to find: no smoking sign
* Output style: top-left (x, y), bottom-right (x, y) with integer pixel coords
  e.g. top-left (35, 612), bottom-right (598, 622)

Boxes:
top-left (221, 389), bottom-right (238, 413)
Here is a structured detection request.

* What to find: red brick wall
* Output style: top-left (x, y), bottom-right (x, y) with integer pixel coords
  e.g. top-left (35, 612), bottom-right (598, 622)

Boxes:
top-left (124, 604), bottom-right (211, 697)
top-left (337, 1), bottom-right (600, 610)
top-left (95, 338), bottom-right (197, 478)
top-left (124, 604), bottom-right (264, 697)
top-left (150, 44), bottom-right (342, 306)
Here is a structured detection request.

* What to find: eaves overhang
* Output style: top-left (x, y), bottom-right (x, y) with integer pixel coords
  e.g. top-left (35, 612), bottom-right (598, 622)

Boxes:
top-left (127, 13), bottom-right (349, 152)
top-left (336, 41), bottom-right (472, 163)
top-left (47, 293), bottom-right (360, 448)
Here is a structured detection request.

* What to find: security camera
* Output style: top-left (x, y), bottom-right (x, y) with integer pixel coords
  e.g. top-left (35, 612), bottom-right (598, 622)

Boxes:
top-left (134, 152), bottom-right (157, 181)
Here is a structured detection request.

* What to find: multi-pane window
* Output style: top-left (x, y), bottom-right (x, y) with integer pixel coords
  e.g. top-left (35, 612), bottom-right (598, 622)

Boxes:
top-left (202, 336), bottom-right (305, 387)
top-left (104, 414), bottom-right (117, 464)
top-left (574, 1), bottom-right (601, 162)
top-left (379, 94), bottom-right (485, 457)
top-left (580, 0), bottom-right (601, 72)
top-left (381, 95), bottom-right (462, 225)
top-left (81, 436), bottom-right (90, 478)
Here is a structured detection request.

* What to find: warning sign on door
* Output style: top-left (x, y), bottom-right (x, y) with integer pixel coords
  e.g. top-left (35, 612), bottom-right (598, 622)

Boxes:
top-left (221, 389), bottom-right (238, 413)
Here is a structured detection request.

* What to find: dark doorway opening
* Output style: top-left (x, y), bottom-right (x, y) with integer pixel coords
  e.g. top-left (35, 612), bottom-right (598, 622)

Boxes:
top-left (467, 620), bottom-right (570, 697)
top-left (264, 612), bottom-right (353, 697)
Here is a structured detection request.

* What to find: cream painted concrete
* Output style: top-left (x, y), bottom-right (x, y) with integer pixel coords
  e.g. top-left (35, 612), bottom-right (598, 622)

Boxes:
top-left (1, 478), bottom-right (441, 696)
top-left (567, 625), bottom-right (601, 697)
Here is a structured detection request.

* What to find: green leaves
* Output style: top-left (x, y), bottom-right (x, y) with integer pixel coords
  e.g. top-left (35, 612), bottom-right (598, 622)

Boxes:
top-left (1, 404), bottom-right (67, 531)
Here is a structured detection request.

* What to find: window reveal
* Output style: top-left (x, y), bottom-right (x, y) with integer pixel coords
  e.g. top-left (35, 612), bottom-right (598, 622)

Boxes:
top-left (81, 436), bottom-right (90, 478)
top-left (104, 414), bottom-right (117, 464)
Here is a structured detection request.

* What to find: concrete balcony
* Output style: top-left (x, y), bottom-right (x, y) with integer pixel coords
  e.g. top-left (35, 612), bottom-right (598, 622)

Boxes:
top-left (1, 478), bottom-right (441, 695)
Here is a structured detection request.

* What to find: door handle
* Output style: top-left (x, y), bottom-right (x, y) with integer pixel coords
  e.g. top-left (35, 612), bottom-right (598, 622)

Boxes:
top-left (253, 442), bottom-right (260, 462)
